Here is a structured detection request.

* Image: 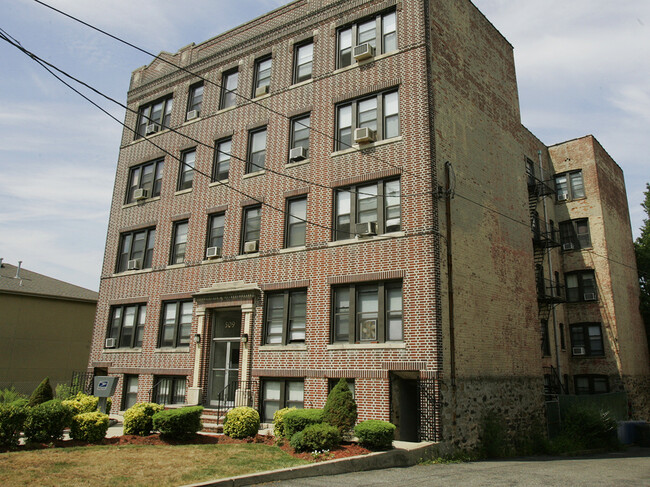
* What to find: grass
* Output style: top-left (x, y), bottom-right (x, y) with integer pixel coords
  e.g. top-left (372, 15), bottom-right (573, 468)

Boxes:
top-left (0, 443), bottom-right (307, 487)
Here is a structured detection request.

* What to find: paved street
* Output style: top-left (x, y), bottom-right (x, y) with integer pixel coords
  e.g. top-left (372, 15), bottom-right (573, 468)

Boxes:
top-left (263, 448), bottom-right (650, 487)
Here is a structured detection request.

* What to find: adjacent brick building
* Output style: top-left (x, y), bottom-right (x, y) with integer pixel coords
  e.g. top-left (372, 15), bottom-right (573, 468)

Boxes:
top-left (87, 0), bottom-right (649, 447)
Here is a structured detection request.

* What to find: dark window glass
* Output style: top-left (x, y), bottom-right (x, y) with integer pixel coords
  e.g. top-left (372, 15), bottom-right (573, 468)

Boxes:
top-left (207, 213), bottom-right (225, 251)
top-left (337, 11), bottom-right (397, 68)
top-left (170, 220), bottom-right (189, 265)
top-left (247, 128), bottom-right (267, 173)
top-left (213, 138), bottom-right (231, 182)
top-left (294, 41), bottom-right (313, 83)
top-left (117, 228), bottom-right (155, 272)
top-left (261, 379), bottom-right (304, 422)
top-left (220, 69), bottom-right (238, 109)
top-left (153, 376), bottom-right (186, 405)
top-left (570, 323), bottom-right (604, 356)
top-left (254, 57), bottom-right (272, 95)
top-left (285, 197), bottom-right (307, 248)
top-left (555, 170), bottom-right (584, 201)
top-left (178, 149), bottom-right (195, 191)
top-left (565, 270), bottom-right (597, 302)
top-left (241, 206), bottom-right (261, 253)
top-left (136, 96), bottom-right (173, 139)
top-left (560, 219), bottom-right (591, 250)
top-left (122, 375), bottom-right (139, 410)
top-left (574, 375), bottom-right (609, 395)
top-left (541, 320), bottom-right (551, 356)
top-left (125, 158), bottom-right (164, 203)
top-left (335, 90), bottom-right (399, 150)
top-left (264, 289), bottom-right (307, 345)
top-left (187, 83), bottom-right (203, 117)
top-left (290, 114), bottom-right (310, 160)
top-left (159, 300), bottom-right (193, 348)
top-left (107, 304), bottom-right (146, 349)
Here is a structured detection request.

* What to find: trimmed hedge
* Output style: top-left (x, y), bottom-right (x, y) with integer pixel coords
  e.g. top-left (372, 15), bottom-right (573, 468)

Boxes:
top-left (273, 407), bottom-right (296, 438)
top-left (70, 411), bottom-right (110, 443)
top-left (152, 406), bottom-right (203, 439)
top-left (24, 400), bottom-right (73, 443)
top-left (290, 423), bottom-right (341, 452)
top-left (0, 401), bottom-right (28, 447)
top-left (123, 402), bottom-right (164, 436)
top-left (223, 407), bottom-right (260, 439)
top-left (284, 409), bottom-right (324, 439)
top-left (354, 420), bottom-right (395, 450)
top-left (323, 379), bottom-right (357, 434)
top-left (62, 392), bottom-right (99, 415)
top-left (28, 377), bottom-right (53, 407)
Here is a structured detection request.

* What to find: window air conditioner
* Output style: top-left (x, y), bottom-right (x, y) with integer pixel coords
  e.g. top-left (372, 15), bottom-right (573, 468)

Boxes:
top-left (353, 42), bottom-right (375, 61)
top-left (557, 193), bottom-right (569, 201)
top-left (127, 259), bottom-right (141, 271)
top-left (244, 240), bottom-right (259, 253)
top-left (186, 110), bottom-right (199, 120)
top-left (255, 85), bottom-right (269, 97)
top-left (133, 188), bottom-right (149, 201)
top-left (354, 127), bottom-right (377, 144)
top-left (572, 346), bottom-right (586, 356)
top-left (583, 293), bottom-right (597, 301)
top-left (145, 123), bottom-right (160, 135)
top-left (105, 338), bottom-right (116, 349)
top-left (206, 246), bottom-right (222, 259)
top-left (289, 146), bottom-right (307, 162)
top-left (562, 242), bottom-right (575, 251)
top-left (355, 221), bottom-right (378, 237)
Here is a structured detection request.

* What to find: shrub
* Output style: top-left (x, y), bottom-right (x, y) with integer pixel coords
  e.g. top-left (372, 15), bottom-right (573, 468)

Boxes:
top-left (273, 407), bottom-right (296, 438)
top-left (24, 399), bottom-right (73, 443)
top-left (54, 383), bottom-right (76, 401)
top-left (123, 402), bottom-right (164, 436)
top-left (354, 420), bottom-right (395, 450)
top-left (62, 392), bottom-right (99, 415)
top-left (28, 377), bottom-right (53, 407)
top-left (152, 406), bottom-right (203, 439)
top-left (0, 401), bottom-right (28, 447)
top-left (223, 407), bottom-right (260, 439)
top-left (479, 410), bottom-right (510, 458)
top-left (70, 411), bottom-right (110, 443)
top-left (323, 379), bottom-right (357, 434)
top-left (284, 409), bottom-right (324, 439)
top-left (290, 423), bottom-right (341, 452)
top-left (557, 406), bottom-right (619, 451)
top-left (0, 387), bottom-right (26, 404)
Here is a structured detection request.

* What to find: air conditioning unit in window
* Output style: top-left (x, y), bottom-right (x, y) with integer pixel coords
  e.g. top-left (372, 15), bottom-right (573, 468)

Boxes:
top-left (243, 240), bottom-right (259, 253)
top-left (583, 293), bottom-right (597, 301)
top-left (186, 110), bottom-right (199, 120)
top-left (255, 85), bottom-right (269, 97)
top-left (354, 127), bottom-right (377, 144)
top-left (353, 42), bottom-right (375, 61)
top-left (289, 146), bottom-right (307, 162)
top-left (562, 242), bottom-right (575, 251)
top-left (145, 123), bottom-right (160, 135)
top-left (355, 221), bottom-right (378, 237)
top-left (105, 338), bottom-right (116, 349)
top-left (206, 246), bottom-right (222, 259)
top-left (127, 259), bottom-right (141, 271)
top-left (133, 188), bottom-right (149, 201)
top-left (557, 193), bottom-right (569, 201)
top-left (572, 346), bottom-right (586, 356)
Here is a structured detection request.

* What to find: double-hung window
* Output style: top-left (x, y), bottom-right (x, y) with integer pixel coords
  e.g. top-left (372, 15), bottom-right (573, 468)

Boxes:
top-left (337, 10), bottom-right (397, 68)
top-left (178, 149), bottom-right (195, 191)
top-left (261, 379), bottom-right (304, 422)
top-left (159, 300), bottom-right (192, 348)
top-left (213, 138), bottom-right (231, 182)
top-left (247, 128), bottom-right (267, 173)
top-left (560, 219), bottom-right (591, 250)
top-left (332, 280), bottom-right (402, 343)
top-left (289, 114), bottom-right (310, 161)
top-left (125, 158), bottom-right (164, 203)
top-left (253, 56), bottom-right (272, 96)
top-left (565, 270), bottom-right (597, 302)
top-left (186, 83), bottom-right (203, 119)
top-left (107, 304), bottom-right (146, 349)
top-left (570, 323), bottom-right (604, 356)
top-left (206, 213), bottom-right (225, 254)
top-left (170, 220), bottom-right (189, 265)
top-left (574, 375), bottom-right (609, 395)
top-left (293, 41), bottom-right (313, 83)
top-left (117, 227), bottom-right (155, 272)
top-left (241, 206), bottom-right (261, 253)
top-left (135, 95), bottom-right (173, 138)
top-left (152, 376), bottom-right (186, 405)
top-left (122, 375), bottom-right (139, 410)
top-left (264, 289), bottom-right (307, 345)
top-left (285, 197), bottom-right (307, 248)
top-left (220, 69), bottom-right (238, 109)
top-left (336, 90), bottom-right (399, 149)
top-left (334, 178), bottom-right (400, 240)
top-left (555, 170), bottom-right (585, 201)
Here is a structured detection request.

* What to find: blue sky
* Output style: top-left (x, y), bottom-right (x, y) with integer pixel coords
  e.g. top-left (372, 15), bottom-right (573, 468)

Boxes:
top-left (1, 0), bottom-right (648, 291)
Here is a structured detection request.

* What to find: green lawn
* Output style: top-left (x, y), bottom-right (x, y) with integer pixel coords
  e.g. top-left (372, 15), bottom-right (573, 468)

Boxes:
top-left (0, 443), bottom-right (307, 487)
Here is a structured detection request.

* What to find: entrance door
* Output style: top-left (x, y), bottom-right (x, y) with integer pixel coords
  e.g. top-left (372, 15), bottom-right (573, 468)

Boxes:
top-left (208, 309), bottom-right (241, 407)
top-left (390, 372), bottom-right (419, 442)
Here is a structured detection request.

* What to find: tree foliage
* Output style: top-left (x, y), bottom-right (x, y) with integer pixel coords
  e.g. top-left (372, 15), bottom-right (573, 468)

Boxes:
top-left (634, 183), bottom-right (650, 351)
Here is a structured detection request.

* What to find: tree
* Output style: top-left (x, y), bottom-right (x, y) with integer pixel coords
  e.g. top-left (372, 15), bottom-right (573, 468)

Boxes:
top-left (634, 183), bottom-right (650, 351)
top-left (323, 378), bottom-right (357, 434)
top-left (28, 377), bottom-right (53, 407)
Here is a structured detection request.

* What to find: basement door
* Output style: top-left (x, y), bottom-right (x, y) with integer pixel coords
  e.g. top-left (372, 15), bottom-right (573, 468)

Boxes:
top-left (208, 309), bottom-right (241, 408)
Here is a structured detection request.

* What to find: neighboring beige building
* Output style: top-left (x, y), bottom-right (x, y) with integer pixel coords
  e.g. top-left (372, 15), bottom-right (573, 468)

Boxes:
top-left (0, 260), bottom-right (98, 394)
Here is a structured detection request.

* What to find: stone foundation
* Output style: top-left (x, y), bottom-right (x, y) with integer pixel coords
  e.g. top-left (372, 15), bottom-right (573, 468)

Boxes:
top-left (623, 375), bottom-right (650, 420)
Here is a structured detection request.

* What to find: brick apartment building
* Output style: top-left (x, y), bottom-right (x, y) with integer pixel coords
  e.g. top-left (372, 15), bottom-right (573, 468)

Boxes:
top-left (87, 0), bottom-right (650, 446)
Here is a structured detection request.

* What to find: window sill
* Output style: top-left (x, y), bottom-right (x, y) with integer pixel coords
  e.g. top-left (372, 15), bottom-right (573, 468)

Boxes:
top-left (154, 347), bottom-right (190, 353)
top-left (286, 158), bottom-right (310, 169)
top-left (327, 342), bottom-right (405, 350)
top-left (103, 348), bottom-right (142, 354)
top-left (236, 252), bottom-right (259, 260)
top-left (332, 50), bottom-right (399, 76)
top-left (174, 188), bottom-right (192, 196)
top-left (253, 93), bottom-right (271, 101)
top-left (183, 117), bottom-right (201, 126)
top-left (328, 231), bottom-right (405, 248)
top-left (279, 246), bottom-right (306, 254)
top-left (166, 263), bottom-right (186, 270)
top-left (129, 127), bottom-right (170, 145)
top-left (331, 136), bottom-right (403, 157)
top-left (242, 170), bottom-right (266, 179)
top-left (289, 78), bottom-right (313, 89)
top-left (216, 105), bottom-right (237, 115)
top-left (122, 196), bottom-right (161, 209)
top-left (260, 344), bottom-right (307, 352)
top-left (201, 257), bottom-right (224, 264)
top-left (556, 196), bottom-right (587, 204)
top-left (112, 268), bottom-right (153, 277)
top-left (209, 179), bottom-right (229, 187)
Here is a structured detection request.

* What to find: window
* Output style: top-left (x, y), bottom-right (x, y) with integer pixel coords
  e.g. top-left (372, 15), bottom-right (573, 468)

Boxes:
top-left (159, 300), bottom-right (192, 348)
top-left (337, 10), bottom-right (396, 68)
top-left (293, 41), bottom-right (313, 83)
top-left (560, 323), bottom-right (566, 350)
top-left (565, 270), bottom-right (597, 302)
top-left (122, 375), bottom-right (139, 410)
top-left (253, 56), bottom-right (272, 96)
top-left (541, 320), bottom-right (551, 356)
top-left (247, 128), bottom-right (267, 173)
top-left (336, 90), bottom-right (399, 149)
top-left (152, 376), bottom-right (186, 405)
top-left (334, 178), bottom-right (400, 240)
top-left (241, 206), bottom-right (261, 253)
top-left (213, 138), bottom-right (231, 182)
top-left (170, 220), bottom-right (189, 265)
top-left (136, 95), bottom-right (173, 138)
top-left (555, 170), bottom-right (585, 201)
top-left (125, 158), bottom-right (164, 203)
top-left (285, 197), bottom-right (307, 248)
top-left (261, 379), bottom-right (304, 422)
top-left (574, 375), bottom-right (609, 395)
top-left (332, 280), bottom-right (402, 343)
top-left (186, 83), bottom-right (203, 118)
top-left (107, 304), bottom-right (146, 349)
top-left (206, 213), bottom-right (225, 252)
top-left (264, 289), bottom-right (306, 345)
top-left (178, 149), bottom-right (195, 191)
top-left (570, 323), bottom-right (604, 356)
top-left (220, 69), bottom-right (238, 109)
top-left (289, 114), bottom-right (310, 161)
top-left (117, 227), bottom-right (155, 272)
top-left (560, 219), bottom-right (591, 250)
